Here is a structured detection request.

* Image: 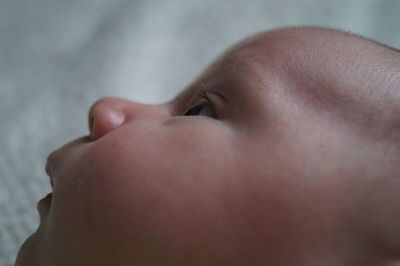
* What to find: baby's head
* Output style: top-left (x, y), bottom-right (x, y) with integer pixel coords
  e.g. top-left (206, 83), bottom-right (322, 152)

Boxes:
top-left (16, 27), bottom-right (400, 266)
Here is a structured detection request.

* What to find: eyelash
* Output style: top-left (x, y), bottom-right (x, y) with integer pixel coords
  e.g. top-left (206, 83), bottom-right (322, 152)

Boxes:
top-left (196, 88), bottom-right (211, 105)
top-left (181, 88), bottom-right (217, 118)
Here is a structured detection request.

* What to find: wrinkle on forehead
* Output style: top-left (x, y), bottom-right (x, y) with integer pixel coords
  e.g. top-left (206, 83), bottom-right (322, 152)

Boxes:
top-left (224, 27), bottom-right (400, 143)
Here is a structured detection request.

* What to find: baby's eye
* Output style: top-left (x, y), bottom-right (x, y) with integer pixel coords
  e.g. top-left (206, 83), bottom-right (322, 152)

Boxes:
top-left (183, 103), bottom-right (216, 118)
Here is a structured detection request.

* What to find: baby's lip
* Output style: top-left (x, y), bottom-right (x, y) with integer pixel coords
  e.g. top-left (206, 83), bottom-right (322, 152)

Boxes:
top-left (45, 136), bottom-right (91, 189)
top-left (45, 156), bottom-right (54, 189)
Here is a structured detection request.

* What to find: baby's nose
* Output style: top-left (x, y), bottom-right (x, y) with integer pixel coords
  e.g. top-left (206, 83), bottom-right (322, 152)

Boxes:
top-left (88, 97), bottom-right (126, 140)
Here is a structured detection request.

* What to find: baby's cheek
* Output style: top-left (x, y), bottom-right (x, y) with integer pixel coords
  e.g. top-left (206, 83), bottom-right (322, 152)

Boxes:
top-left (61, 121), bottom-right (249, 262)
top-left (49, 168), bottom-right (169, 264)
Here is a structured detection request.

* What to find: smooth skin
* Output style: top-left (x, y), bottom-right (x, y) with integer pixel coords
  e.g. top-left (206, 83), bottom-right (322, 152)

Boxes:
top-left (16, 27), bottom-right (400, 266)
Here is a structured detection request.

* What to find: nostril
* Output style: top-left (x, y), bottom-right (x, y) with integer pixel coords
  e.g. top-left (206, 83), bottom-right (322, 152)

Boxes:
top-left (88, 110), bottom-right (94, 133)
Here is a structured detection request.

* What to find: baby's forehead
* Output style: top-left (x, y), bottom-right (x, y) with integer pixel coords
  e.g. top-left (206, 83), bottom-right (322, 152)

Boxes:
top-left (199, 27), bottom-right (400, 140)
top-left (216, 27), bottom-right (398, 86)
top-left (226, 27), bottom-right (398, 64)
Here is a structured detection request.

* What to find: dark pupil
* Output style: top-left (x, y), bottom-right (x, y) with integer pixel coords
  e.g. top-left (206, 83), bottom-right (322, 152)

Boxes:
top-left (184, 104), bottom-right (214, 117)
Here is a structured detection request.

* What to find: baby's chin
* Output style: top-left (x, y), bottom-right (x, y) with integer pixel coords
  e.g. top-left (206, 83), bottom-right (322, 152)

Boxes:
top-left (15, 207), bottom-right (58, 266)
top-left (15, 231), bottom-right (40, 266)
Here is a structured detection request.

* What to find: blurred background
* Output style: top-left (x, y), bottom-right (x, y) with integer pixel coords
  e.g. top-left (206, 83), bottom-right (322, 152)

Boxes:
top-left (1, 0), bottom-right (399, 265)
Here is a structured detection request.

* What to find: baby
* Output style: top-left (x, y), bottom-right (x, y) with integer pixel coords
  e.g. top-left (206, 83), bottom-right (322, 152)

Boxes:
top-left (15, 27), bottom-right (400, 266)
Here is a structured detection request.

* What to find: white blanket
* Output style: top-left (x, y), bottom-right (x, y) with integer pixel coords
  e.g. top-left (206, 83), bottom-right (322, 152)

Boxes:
top-left (1, 0), bottom-right (399, 265)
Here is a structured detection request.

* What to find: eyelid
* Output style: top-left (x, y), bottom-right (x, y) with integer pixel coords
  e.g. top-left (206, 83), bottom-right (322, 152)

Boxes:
top-left (177, 90), bottom-right (217, 118)
top-left (205, 91), bottom-right (227, 104)
top-left (183, 89), bottom-right (216, 118)
top-left (200, 89), bottom-right (230, 119)
top-left (169, 88), bottom-right (226, 117)
top-left (200, 89), bottom-right (225, 114)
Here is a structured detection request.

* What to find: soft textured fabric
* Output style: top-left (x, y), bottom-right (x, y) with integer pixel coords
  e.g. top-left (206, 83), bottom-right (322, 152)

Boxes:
top-left (1, 0), bottom-right (399, 265)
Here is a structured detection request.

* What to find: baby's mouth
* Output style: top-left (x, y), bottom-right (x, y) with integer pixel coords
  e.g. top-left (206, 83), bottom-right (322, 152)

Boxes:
top-left (44, 135), bottom-right (91, 190)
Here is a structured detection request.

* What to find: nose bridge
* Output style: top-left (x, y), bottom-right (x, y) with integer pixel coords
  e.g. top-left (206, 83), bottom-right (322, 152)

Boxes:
top-left (122, 100), bottom-right (164, 121)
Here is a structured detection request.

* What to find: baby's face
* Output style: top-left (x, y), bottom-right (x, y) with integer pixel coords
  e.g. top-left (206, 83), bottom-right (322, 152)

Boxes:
top-left (16, 28), bottom-right (400, 266)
